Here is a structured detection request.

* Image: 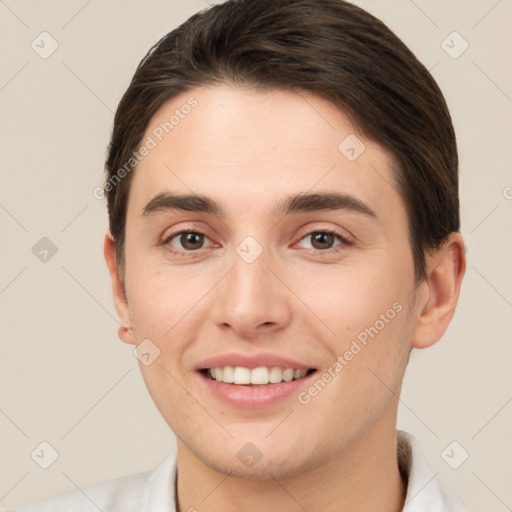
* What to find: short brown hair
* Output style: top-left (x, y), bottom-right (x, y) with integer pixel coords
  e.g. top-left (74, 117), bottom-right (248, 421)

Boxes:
top-left (105, 0), bottom-right (460, 283)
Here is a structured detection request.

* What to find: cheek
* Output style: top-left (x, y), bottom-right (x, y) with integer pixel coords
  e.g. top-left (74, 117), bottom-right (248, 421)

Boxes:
top-left (125, 248), bottom-right (208, 336)
top-left (297, 303), bottom-right (411, 438)
top-left (292, 259), bottom-right (406, 333)
top-left (293, 262), bottom-right (411, 389)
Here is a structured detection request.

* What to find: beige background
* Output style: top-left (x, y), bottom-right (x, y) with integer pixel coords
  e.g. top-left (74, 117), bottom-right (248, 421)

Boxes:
top-left (1, 0), bottom-right (511, 510)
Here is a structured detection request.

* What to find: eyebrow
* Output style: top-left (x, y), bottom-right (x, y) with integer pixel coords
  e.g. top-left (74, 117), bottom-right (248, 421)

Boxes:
top-left (141, 191), bottom-right (377, 220)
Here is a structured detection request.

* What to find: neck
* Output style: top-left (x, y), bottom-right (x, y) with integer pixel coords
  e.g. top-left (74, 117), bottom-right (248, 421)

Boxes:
top-left (175, 421), bottom-right (407, 512)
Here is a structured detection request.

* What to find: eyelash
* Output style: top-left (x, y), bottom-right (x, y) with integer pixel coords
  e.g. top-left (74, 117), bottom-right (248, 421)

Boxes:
top-left (161, 229), bottom-right (352, 256)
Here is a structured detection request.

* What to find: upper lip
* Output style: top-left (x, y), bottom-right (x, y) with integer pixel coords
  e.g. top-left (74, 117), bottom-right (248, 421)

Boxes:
top-left (196, 352), bottom-right (316, 371)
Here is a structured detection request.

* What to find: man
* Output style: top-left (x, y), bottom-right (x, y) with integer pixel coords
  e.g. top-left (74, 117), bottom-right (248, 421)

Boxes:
top-left (15, 0), bottom-right (467, 510)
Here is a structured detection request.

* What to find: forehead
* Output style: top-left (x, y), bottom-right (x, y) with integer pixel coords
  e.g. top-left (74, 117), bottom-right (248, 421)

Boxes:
top-left (128, 84), bottom-right (403, 221)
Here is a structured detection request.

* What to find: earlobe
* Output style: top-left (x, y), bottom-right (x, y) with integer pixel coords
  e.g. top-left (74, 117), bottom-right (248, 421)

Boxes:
top-left (411, 233), bottom-right (466, 349)
top-left (103, 231), bottom-right (136, 346)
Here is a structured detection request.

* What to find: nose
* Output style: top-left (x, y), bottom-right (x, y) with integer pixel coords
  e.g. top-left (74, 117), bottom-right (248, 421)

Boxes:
top-left (210, 241), bottom-right (292, 339)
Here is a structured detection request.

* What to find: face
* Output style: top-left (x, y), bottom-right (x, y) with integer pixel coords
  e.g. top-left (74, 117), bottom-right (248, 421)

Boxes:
top-left (116, 84), bottom-right (423, 479)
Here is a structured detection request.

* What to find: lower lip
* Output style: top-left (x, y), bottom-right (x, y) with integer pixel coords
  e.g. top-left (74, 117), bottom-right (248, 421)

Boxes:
top-left (197, 371), bottom-right (317, 409)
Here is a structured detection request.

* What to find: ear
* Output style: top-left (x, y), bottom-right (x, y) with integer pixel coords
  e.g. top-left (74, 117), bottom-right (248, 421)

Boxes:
top-left (411, 232), bottom-right (466, 349)
top-left (104, 230), bottom-right (136, 345)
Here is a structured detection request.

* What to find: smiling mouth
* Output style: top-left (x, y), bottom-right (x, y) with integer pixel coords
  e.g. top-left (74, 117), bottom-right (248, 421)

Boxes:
top-left (200, 366), bottom-right (317, 386)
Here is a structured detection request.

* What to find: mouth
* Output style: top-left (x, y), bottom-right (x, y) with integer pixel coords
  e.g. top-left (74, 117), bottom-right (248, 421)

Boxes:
top-left (195, 354), bottom-right (320, 408)
top-left (199, 366), bottom-right (317, 386)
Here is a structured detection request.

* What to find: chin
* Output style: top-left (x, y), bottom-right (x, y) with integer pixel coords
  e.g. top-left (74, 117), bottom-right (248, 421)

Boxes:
top-left (206, 452), bottom-right (307, 481)
top-left (186, 435), bottom-right (323, 482)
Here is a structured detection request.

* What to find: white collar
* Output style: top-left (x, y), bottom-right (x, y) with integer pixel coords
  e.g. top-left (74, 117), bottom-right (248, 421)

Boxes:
top-left (398, 430), bottom-right (467, 511)
top-left (14, 430), bottom-right (467, 511)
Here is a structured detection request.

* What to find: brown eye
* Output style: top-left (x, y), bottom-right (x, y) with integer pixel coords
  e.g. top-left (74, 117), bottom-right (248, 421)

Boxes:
top-left (179, 232), bottom-right (205, 250)
top-left (311, 232), bottom-right (336, 250)
top-left (165, 231), bottom-right (210, 252)
top-left (297, 230), bottom-right (350, 252)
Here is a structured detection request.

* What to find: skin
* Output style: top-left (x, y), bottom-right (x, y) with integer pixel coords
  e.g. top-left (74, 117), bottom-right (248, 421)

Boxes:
top-left (104, 84), bottom-right (465, 512)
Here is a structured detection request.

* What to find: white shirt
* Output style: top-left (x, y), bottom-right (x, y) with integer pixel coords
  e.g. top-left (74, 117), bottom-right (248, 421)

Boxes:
top-left (6, 430), bottom-right (467, 512)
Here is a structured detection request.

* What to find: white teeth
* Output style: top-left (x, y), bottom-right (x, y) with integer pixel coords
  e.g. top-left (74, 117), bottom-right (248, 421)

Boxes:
top-left (222, 365), bottom-right (235, 383)
top-left (251, 367), bottom-right (269, 385)
top-left (214, 367), bottom-right (223, 381)
top-left (233, 367), bottom-right (251, 384)
top-left (269, 367), bottom-right (283, 383)
top-left (207, 366), bottom-right (310, 385)
top-left (282, 368), bottom-right (294, 382)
